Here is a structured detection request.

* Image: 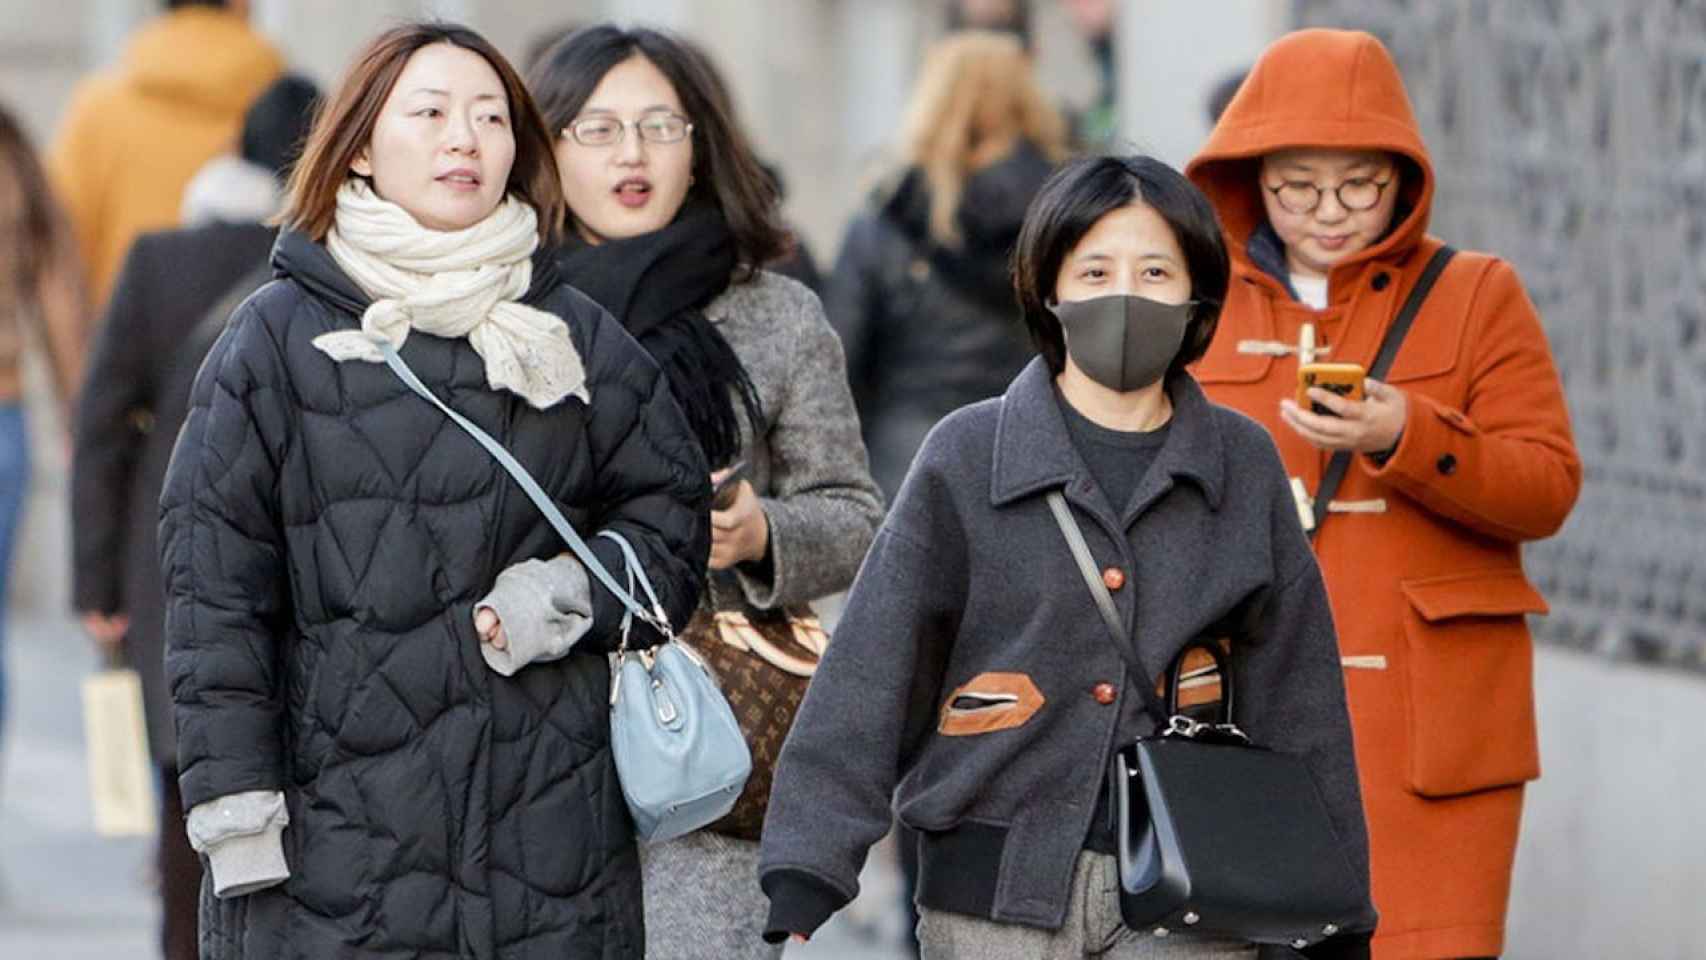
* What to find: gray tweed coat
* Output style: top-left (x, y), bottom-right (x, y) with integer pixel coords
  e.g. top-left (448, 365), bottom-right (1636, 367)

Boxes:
top-left (705, 269), bottom-right (884, 612)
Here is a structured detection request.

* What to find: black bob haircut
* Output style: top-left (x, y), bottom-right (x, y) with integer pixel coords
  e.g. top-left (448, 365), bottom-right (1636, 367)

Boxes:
top-left (1012, 155), bottom-right (1230, 378)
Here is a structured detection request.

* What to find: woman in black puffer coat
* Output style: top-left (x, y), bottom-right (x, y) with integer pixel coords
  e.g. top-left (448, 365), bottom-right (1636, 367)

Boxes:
top-left (158, 24), bottom-right (708, 959)
top-left (828, 30), bottom-right (1068, 500)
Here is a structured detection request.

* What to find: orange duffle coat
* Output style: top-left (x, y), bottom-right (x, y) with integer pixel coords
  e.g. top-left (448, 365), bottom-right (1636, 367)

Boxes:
top-left (1186, 29), bottom-right (1582, 960)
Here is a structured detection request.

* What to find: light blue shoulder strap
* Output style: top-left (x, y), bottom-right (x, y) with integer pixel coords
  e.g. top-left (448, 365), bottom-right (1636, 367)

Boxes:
top-left (377, 340), bottom-right (671, 644)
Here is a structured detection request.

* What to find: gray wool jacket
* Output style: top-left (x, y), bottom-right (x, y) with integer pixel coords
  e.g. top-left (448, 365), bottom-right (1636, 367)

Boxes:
top-left (759, 359), bottom-right (1375, 941)
top-left (480, 270), bottom-right (883, 669)
top-left (705, 271), bottom-right (884, 611)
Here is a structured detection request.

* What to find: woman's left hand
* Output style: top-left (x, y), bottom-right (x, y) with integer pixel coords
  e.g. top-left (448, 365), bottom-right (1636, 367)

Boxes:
top-left (1279, 378), bottom-right (1408, 455)
top-left (709, 471), bottom-right (769, 570)
top-left (474, 606), bottom-right (507, 651)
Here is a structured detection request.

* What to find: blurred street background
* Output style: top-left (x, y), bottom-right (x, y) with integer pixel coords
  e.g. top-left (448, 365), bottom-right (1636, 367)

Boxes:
top-left (3, 1), bottom-right (1704, 958)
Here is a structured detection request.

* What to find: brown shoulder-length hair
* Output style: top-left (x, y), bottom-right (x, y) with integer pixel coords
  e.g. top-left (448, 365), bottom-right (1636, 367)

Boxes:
top-left (281, 22), bottom-right (565, 243)
top-left (0, 103), bottom-right (64, 297)
top-left (526, 24), bottom-right (788, 278)
top-left (901, 31), bottom-right (1070, 248)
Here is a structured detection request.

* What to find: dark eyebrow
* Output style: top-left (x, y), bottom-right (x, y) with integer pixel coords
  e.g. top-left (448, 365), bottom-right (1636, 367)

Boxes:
top-left (1071, 251), bottom-right (1180, 265)
top-left (407, 88), bottom-right (505, 103)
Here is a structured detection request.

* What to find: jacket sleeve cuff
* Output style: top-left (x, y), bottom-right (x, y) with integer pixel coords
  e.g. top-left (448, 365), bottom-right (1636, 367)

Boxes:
top-left (1361, 390), bottom-right (1467, 487)
top-left (204, 821), bottom-right (290, 898)
top-left (186, 791), bottom-right (290, 899)
top-left (476, 556), bottom-right (594, 676)
top-left (760, 868), bottom-right (849, 943)
top-left (734, 502), bottom-right (787, 609)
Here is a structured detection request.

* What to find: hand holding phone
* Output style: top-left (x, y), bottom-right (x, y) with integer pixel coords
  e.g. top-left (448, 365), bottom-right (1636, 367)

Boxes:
top-left (711, 460), bottom-right (749, 511)
top-left (1296, 363), bottom-right (1366, 417)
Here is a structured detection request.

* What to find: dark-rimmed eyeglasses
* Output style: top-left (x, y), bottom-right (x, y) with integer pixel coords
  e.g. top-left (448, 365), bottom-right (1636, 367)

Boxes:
top-left (564, 113), bottom-right (693, 147)
top-left (1264, 174), bottom-right (1393, 215)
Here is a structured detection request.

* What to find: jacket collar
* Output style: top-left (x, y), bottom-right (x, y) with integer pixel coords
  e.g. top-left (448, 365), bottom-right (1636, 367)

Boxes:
top-left (990, 358), bottom-right (1226, 520)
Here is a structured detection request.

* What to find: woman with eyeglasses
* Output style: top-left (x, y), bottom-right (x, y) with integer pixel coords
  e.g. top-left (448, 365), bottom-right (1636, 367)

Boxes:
top-left (1187, 30), bottom-right (1580, 960)
top-left (525, 25), bottom-right (883, 959)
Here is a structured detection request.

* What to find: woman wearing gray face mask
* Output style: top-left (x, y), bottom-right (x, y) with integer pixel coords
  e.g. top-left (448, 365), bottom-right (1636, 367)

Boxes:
top-left (760, 155), bottom-right (1373, 960)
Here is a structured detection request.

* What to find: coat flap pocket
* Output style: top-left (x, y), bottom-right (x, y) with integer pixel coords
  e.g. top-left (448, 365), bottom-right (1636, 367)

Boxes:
top-left (1192, 347), bottom-right (1275, 385)
top-left (1401, 571), bottom-right (1548, 622)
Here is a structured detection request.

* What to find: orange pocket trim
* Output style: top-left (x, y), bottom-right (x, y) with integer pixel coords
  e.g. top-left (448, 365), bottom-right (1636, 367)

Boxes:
top-left (938, 672), bottom-right (1046, 736)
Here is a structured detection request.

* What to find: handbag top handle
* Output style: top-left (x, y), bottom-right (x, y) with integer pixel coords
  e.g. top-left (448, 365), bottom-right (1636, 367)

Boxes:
top-left (1164, 640), bottom-right (1233, 727)
top-left (377, 340), bottom-right (673, 650)
top-left (1309, 245), bottom-right (1456, 537)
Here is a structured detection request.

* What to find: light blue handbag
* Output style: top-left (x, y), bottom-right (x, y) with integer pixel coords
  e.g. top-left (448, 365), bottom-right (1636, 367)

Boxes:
top-left (379, 342), bottom-right (751, 844)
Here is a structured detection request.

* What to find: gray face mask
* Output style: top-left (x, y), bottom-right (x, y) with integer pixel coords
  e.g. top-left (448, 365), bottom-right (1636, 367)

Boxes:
top-left (1050, 294), bottom-right (1194, 393)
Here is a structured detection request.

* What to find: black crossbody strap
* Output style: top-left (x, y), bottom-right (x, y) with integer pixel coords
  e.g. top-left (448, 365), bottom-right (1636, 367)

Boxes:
top-left (1308, 245), bottom-right (1457, 538)
top-left (1046, 491), bottom-right (1171, 723)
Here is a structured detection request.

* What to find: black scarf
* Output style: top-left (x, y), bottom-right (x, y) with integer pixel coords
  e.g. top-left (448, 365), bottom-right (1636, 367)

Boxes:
top-left (556, 204), bottom-right (763, 469)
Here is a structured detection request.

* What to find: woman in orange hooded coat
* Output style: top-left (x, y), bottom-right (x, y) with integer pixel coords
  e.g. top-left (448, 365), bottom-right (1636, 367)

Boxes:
top-left (1186, 30), bottom-right (1581, 960)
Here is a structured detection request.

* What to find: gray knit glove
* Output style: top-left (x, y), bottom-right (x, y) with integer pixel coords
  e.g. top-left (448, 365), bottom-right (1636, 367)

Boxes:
top-left (475, 556), bottom-right (594, 676)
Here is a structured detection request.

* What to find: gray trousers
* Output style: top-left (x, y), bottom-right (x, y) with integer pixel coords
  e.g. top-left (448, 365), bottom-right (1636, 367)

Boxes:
top-left (639, 830), bottom-right (783, 960)
top-left (918, 852), bottom-right (1256, 960)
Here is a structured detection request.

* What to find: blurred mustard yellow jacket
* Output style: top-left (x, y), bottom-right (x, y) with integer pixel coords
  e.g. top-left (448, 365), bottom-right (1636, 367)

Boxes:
top-left (46, 7), bottom-right (281, 307)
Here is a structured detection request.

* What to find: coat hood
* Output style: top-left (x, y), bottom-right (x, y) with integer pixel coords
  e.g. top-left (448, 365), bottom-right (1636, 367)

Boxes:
top-left (121, 8), bottom-right (283, 115)
top-left (1186, 29), bottom-right (1434, 272)
top-left (181, 155), bottom-right (280, 227)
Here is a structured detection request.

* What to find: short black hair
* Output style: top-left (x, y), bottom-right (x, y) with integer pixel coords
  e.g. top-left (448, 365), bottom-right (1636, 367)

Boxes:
top-left (166, 0), bottom-right (229, 9)
top-left (240, 73), bottom-right (321, 182)
top-left (1012, 155), bottom-right (1230, 377)
top-left (1206, 68), bottom-right (1249, 125)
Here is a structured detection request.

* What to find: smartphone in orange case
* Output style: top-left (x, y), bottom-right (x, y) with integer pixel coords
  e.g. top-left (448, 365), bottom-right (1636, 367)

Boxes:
top-left (1296, 363), bottom-right (1366, 416)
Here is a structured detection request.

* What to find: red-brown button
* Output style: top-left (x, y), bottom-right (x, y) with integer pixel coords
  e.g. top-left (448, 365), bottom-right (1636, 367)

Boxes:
top-left (1093, 683), bottom-right (1118, 705)
top-left (1102, 567), bottom-right (1126, 591)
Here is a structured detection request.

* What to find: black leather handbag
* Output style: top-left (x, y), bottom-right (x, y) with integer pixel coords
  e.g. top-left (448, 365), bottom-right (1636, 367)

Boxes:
top-left (1113, 643), bottom-right (1365, 949)
top-left (1046, 492), bottom-right (1366, 952)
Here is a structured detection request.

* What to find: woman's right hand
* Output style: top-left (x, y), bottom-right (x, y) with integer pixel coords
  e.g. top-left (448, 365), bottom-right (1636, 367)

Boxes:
top-left (474, 606), bottom-right (508, 651)
top-left (80, 611), bottom-right (129, 653)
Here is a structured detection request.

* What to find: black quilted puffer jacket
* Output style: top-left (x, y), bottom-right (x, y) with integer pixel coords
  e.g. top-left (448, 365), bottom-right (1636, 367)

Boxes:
top-left (159, 229), bottom-right (711, 959)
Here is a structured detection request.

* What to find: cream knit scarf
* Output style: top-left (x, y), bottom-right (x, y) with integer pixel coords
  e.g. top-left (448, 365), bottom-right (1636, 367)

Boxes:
top-left (312, 180), bottom-right (589, 409)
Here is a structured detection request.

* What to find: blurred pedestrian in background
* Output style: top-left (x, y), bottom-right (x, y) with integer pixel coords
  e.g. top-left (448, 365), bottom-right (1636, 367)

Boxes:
top-left (1057, 0), bottom-right (1120, 148)
top-left (159, 22), bottom-right (709, 957)
top-left (45, 0), bottom-right (282, 309)
top-left (761, 154), bottom-right (1375, 959)
top-left (1188, 29), bottom-right (1581, 960)
top-left (756, 162), bottom-right (825, 295)
top-left (528, 24), bottom-right (882, 959)
top-left (828, 30), bottom-right (1067, 502)
top-left (69, 72), bottom-right (319, 960)
top-left (0, 101), bottom-right (87, 788)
